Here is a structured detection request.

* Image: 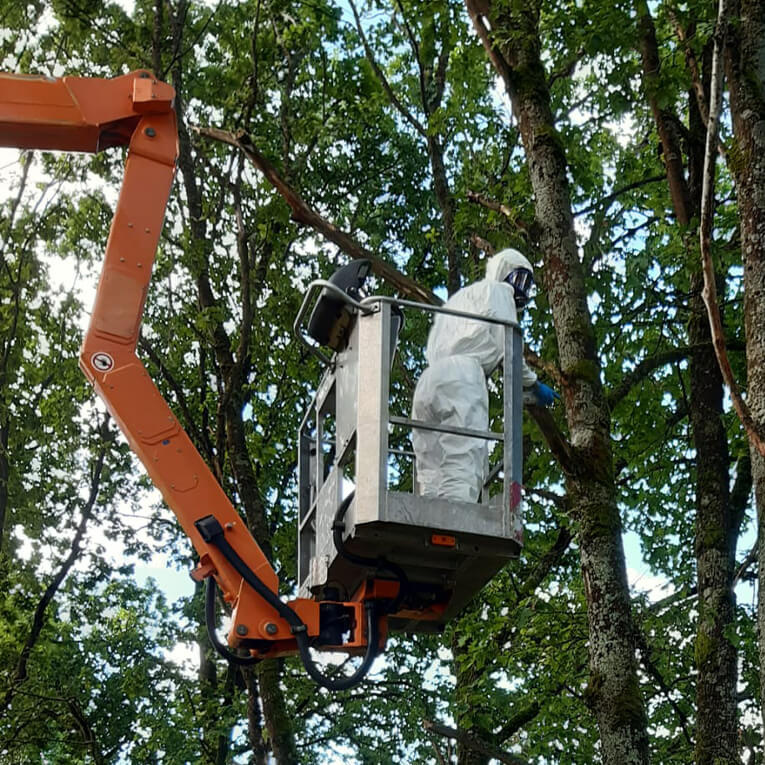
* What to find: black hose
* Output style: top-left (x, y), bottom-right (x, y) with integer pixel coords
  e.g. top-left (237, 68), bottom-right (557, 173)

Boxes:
top-left (196, 515), bottom-right (380, 690)
top-left (332, 492), bottom-right (409, 613)
top-left (204, 576), bottom-right (260, 666)
top-left (297, 600), bottom-right (381, 691)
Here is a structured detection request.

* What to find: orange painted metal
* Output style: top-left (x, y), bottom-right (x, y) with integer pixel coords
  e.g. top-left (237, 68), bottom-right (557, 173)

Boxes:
top-left (0, 69), bottom-right (341, 658)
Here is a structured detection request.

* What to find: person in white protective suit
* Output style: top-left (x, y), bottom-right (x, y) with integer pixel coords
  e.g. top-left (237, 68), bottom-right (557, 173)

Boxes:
top-left (411, 248), bottom-right (558, 502)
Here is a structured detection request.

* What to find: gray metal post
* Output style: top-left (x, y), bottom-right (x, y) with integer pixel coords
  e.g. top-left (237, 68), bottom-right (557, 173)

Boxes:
top-left (503, 324), bottom-right (524, 540)
top-left (354, 305), bottom-right (391, 525)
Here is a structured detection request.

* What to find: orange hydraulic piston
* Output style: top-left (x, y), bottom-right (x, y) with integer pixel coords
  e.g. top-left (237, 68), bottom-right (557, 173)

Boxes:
top-left (0, 70), bottom-right (323, 652)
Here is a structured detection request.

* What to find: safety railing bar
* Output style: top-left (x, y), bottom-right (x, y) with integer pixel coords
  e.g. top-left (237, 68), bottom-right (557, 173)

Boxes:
top-left (360, 294), bottom-right (520, 330)
top-left (389, 415), bottom-right (504, 442)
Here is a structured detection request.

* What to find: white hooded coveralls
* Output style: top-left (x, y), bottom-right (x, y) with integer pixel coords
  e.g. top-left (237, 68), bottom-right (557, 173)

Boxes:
top-left (411, 249), bottom-right (537, 502)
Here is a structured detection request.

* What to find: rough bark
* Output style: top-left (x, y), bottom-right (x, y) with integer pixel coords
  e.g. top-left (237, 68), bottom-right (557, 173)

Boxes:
top-left (466, 3), bottom-right (649, 762)
top-left (688, 72), bottom-right (739, 765)
top-left (243, 666), bottom-right (269, 765)
top-left (637, 0), bottom-right (693, 226)
top-left (723, 0), bottom-right (765, 732)
top-left (688, 273), bottom-right (739, 764)
top-left (255, 660), bottom-right (299, 764)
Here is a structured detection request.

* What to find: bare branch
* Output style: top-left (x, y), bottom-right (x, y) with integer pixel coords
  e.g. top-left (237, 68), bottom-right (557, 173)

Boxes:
top-left (470, 234), bottom-right (495, 255)
top-left (464, 2), bottom-right (516, 100)
top-left (527, 405), bottom-right (579, 477)
top-left (637, 0), bottom-right (693, 226)
top-left (467, 189), bottom-right (515, 219)
top-left (668, 9), bottom-right (710, 126)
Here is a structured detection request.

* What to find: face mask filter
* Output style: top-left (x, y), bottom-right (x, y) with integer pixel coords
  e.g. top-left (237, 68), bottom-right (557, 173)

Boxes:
top-left (505, 267), bottom-right (535, 308)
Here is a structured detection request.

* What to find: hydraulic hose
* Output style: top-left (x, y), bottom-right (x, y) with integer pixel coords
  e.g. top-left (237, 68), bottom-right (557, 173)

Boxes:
top-left (332, 492), bottom-right (409, 613)
top-left (297, 599), bottom-right (381, 691)
top-left (204, 576), bottom-right (260, 666)
top-left (195, 515), bottom-right (380, 690)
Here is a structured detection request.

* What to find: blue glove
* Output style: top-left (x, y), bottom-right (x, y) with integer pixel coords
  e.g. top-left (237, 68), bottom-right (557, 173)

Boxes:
top-left (533, 381), bottom-right (560, 407)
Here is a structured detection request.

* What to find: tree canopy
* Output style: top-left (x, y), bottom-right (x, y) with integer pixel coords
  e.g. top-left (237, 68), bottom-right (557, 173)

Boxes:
top-left (0, 0), bottom-right (764, 763)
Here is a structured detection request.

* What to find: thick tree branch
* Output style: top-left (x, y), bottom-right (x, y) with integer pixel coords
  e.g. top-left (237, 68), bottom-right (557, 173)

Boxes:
top-left (467, 189), bottom-right (515, 219)
top-left (466, 189), bottom-right (537, 244)
top-left (668, 10), bottom-right (710, 126)
top-left (422, 720), bottom-right (530, 765)
top-left (470, 233), bottom-right (495, 255)
top-left (464, 2), bottom-right (515, 98)
top-left (637, 0), bottom-right (693, 226)
top-left (524, 347), bottom-right (564, 388)
top-left (495, 699), bottom-right (544, 744)
top-left (193, 126), bottom-right (439, 305)
top-left (526, 406), bottom-right (578, 477)
top-left (67, 696), bottom-right (105, 765)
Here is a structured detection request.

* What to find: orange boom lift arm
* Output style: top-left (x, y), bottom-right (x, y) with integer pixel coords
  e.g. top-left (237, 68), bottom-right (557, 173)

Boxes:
top-left (0, 71), bottom-right (395, 688)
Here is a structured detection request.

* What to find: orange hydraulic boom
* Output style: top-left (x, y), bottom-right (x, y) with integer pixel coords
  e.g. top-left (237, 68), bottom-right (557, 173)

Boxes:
top-left (0, 71), bottom-right (394, 687)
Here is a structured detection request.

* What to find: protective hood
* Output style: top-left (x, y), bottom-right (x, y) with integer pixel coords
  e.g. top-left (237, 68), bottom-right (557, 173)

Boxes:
top-left (485, 248), bottom-right (534, 283)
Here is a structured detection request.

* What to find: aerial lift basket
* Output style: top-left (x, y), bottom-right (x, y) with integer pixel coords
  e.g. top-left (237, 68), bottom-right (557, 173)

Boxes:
top-left (294, 266), bottom-right (524, 633)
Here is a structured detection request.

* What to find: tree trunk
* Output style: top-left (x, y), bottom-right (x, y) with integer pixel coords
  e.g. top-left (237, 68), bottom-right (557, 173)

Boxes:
top-left (687, 79), bottom-right (739, 765)
top-left (724, 0), bottom-right (765, 733)
top-left (466, 3), bottom-right (649, 762)
top-left (635, 8), bottom-right (741, 755)
top-left (256, 660), bottom-right (299, 764)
